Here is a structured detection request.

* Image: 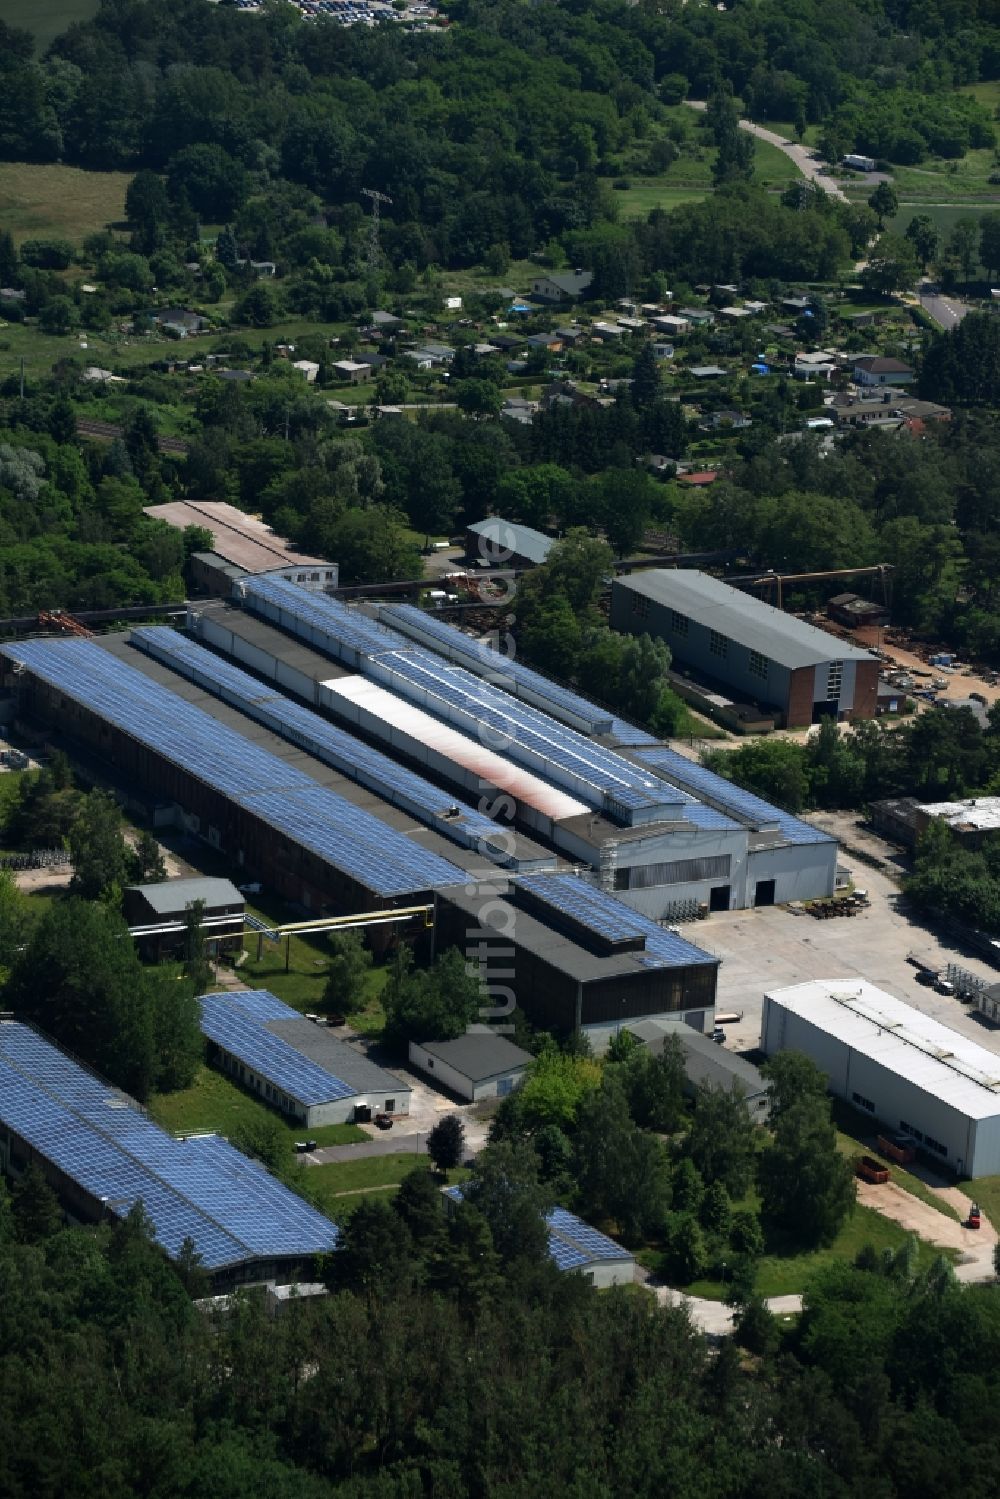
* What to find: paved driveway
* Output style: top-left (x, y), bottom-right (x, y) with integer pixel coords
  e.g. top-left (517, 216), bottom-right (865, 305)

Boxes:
top-left (918, 281), bottom-right (971, 328)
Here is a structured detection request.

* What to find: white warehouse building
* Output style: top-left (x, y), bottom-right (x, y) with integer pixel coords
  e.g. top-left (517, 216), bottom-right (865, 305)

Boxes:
top-left (760, 979), bottom-right (1000, 1178)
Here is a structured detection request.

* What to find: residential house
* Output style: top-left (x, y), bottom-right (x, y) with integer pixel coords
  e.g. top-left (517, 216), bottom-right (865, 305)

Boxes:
top-left (332, 360), bottom-right (369, 384)
top-left (419, 342), bottom-right (455, 363)
top-left (351, 352), bottom-right (389, 371)
top-left (149, 307), bottom-right (206, 338)
top-left (689, 364), bottom-right (727, 379)
top-left (403, 350), bottom-right (434, 369)
top-left (718, 305), bottom-right (754, 321)
top-left (526, 331), bottom-right (564, 351)
top-left (365, 310), bottom-right (403, 334)
top-left (700, 408), bottom-right (751, 431)
top-left (556, 326), bottom-right (586, 345)
top-left (293, 359), bottom-right (320, 383)
top-left (651, 314), bottom-right (691, 336)
top-left (853, 355), bottom-right (914, 387)
top-left (530, 269), bottom-right (593, 303)
top-left (652, 341), bottom-right (675, 361)
top-left (500, 396), bottom-right (538, 425)
top-left (677, 307), bottom-right (715, 326)
top-left (794, 349), bottom-right (838, 380)
top-left (591, 320), bottom-right (625, 341)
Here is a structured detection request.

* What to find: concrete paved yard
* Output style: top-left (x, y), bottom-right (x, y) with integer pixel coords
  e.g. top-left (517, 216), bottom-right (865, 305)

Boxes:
top-left (694, 812), bottom-right (1000, 1058)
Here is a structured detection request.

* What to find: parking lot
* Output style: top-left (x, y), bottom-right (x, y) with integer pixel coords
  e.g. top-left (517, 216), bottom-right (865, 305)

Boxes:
top-left (699, 812), bottom-right (1000, 1056)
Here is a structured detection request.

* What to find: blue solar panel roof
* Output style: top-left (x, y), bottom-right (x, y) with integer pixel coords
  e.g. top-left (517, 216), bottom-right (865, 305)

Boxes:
top-left (514, 874), bottom-right (718, 969)
top-left (130, 627), bottom-right (513, 864)
top-left (243, 574), bottom-right (414, 662)
top-left (444, 1186), bottom-right (633, 1270)
top-left (3, 637), bottom-right (465, 898)
top-left (200, 990), bottom-right (360, 1106)
top-left (379, 604), bottom-right (615, 734)
top-left (548, 1204), bottom-right (634, 1262)
top-left (632, 747), bottom-right (833, 847)
top-left (0, 1023), bottom-right (339, 1269)
top-left (234, 579), bottom-right (683, 823)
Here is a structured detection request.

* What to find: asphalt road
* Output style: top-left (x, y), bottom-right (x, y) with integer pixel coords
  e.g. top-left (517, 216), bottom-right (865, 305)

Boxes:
top-left (918, 282), bottom-right (971, 329)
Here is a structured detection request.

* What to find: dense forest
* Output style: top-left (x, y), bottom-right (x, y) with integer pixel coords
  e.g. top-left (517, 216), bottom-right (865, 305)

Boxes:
top-left (2, 1138), bottom-right (999, 1499)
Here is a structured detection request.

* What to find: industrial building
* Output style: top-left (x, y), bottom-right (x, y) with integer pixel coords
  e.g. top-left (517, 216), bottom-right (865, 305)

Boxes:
top-left (0, 1020), bottom-right (339, 1289)
top-left (232, 578), bottom-right (836, 915)
top-left (871, 795), bottom-right (1000, 852)
top-left (144, 500), bottom-right (337, 596)
top-left (625, 1018), bottom-right (771, 1118)
top-left (200, 989), bottom-right (409, 1126)
top-left (123, 875), bottom-right (245, 960)
top-left (760, 980), bottom-right (1000, 1177)
top-left (610, 570), bottom-right (880, 727)
top-left (0, 634), bottom-right (469, 914)
top-left (408, 1031), bottom-right (532, 1101)
top-left (464, 517), bottom-right (553, 569)
top-left (444, 1187), bottom-right (634, 1287)
top-left (434, 874), bottom-right (719, 1040)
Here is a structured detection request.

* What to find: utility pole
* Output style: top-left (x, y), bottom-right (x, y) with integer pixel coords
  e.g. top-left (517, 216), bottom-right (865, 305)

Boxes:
top-left (361, 187), bottom-right (392, 272)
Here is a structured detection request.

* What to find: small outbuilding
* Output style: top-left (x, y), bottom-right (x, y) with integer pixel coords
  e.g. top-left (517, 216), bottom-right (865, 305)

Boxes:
top-left (408, 1031), bottom-right (532, 1101)
top-left (124, 875), bottom-right (245, 960)
top-left (625, 1019), bottom-right (771, 1119)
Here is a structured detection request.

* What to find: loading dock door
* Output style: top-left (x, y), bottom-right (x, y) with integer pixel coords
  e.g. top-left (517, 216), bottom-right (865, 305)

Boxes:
top-left (754, 879), bottom-right (776, 907)
top-left (709, 884), bottom-right (730, 912)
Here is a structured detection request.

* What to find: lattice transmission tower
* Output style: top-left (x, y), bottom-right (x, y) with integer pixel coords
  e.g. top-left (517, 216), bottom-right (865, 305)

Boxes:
top-left (361, 188), bottom-right (393, 272)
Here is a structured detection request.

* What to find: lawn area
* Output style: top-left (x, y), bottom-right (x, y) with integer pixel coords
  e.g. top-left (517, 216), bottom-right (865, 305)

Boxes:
top-left (309, 1152), bottom-right (431, 1196)
top-left (887, 203), bottom-right (995, 277)
top-left (843, 152), bottom-right (1000, 204)
top-left (234, 898), bottom-right (390, 1028)
top-left (0, 162), bottom-right (130, 245)
top-left (5, 0), bottom-right (98, 51)
top-left (148, 1063), bottom-right (368, 1146)
top-left (614, 183), bottom-right (709, 219)
top-left (685, 1203), bottom-right (956, 1300)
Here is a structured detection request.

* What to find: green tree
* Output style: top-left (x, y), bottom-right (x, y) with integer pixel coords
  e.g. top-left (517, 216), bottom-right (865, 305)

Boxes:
top-left (574, 1080), bottom-right (671, 1241)
top-left (463, 1138), bottom-right (553, 1264)
top-left (428, 1114), bottom-right (466, 1172)
top-left (12, 1162), bottom-right (62, 1244)
top-left (981, 213), bottom-right (1000, 280)
top-left (861, 234), bottom-right (919, 295)
top-left (762, 1050), bottom-right (830, 1121)
top-left (904, 214), bottom-right (939, 270)
top-left (7, 900), bottom-right (158, 1100)
top-left (686, 1084), bottom-right (757, 1199)
top-left (327, 1198), bottom-right (415, 1299)
top-left (68, 789), bottom-right (133, 902)
top-left (382, 947), bottom-right (484, 1050)
top-left (132, 830), bottom-right (166, 883)
top-left (182, 898), bottom-right (214, 993)
top-left (759, 1097), bottom-right (856, 1249)
top-left (322, 931), bottom-right (373, 1016)
top-left (868, 181), bottom-right (899, 230)
top-left (0, 869), bottom-right (32, 979)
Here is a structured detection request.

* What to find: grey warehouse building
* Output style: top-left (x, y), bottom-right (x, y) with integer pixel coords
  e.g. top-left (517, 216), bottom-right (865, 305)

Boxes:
top-left (610, 570), bottom-right (880, 728)
top-left (408, 1031), bottom-right (532, 1101)
top-left (760, 980), bottom-right (1000, 1177)
top-left (200, 989), bottom-right (410, 1126)
top-left (625, 1018), bottom-right (771, 1118)
top-left (124, 875), bottom-right (245, 960)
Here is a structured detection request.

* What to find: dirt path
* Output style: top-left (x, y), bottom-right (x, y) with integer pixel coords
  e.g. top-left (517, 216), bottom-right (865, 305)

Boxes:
top-left (856, 1179), bottom-right (996, 1281)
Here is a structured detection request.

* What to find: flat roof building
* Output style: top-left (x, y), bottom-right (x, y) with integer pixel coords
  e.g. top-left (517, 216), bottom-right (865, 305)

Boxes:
top-left (0, 1021), bottom-right (339, 1289)
top-left (123, 875), bottom-right (245, 961)
top-left (625, 1018), bottom-right (770, 1118)
top-left (610, 570), bottom-right (879, 728)
top-left (465, 517), bottom-right (553, 569)
top-left (201, 989), bottom-right (410, 1126)
top-left (760, 979), bottom-right (1000, 1177)
top-left (143, 500), bottom-right (337, 587)
top-left (434, 873), bottom-right (719, 1040)
top-left (408, 1031), bottom-right (532, 1101)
